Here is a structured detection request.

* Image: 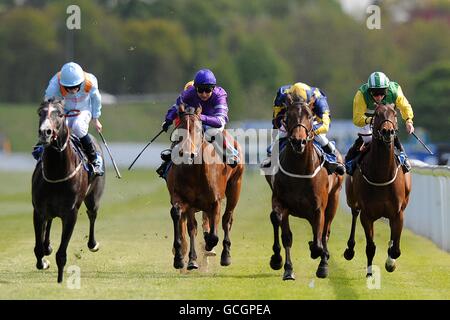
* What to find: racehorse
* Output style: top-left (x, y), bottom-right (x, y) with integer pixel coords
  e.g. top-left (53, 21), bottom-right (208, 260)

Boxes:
top-left (31, 98), bottom-right (105, 283)
top-left (343, 103), bottom-right (411, 276)
top-left (266, 94), bottom-right (344, 280)
top-left (165, 104), bottom-right (244, 270)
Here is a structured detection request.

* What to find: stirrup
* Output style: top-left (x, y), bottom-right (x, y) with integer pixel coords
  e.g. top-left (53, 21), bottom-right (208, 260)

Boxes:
top-left (91, 154), bottom-right (104, 176)
top-left (260, 157), bottom-right (272, 168)
top-left (160, 149), bottom-right (172, 161)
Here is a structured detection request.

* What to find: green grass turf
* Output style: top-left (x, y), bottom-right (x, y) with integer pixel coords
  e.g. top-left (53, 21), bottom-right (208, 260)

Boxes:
top-left (0, 170), bottom-right (449, 299)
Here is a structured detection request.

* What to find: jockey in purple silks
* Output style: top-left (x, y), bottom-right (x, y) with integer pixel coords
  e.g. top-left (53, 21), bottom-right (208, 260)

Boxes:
top-left (156, 69), bottom-right (240, 177)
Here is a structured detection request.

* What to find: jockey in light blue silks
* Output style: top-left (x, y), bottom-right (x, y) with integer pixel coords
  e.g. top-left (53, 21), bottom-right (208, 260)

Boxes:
top-left (261, 82), bottom-right (346, 175)
top-left (156, 69), bottom-right (240, 178)
top-left (33, 62), bottom-right (104, 176)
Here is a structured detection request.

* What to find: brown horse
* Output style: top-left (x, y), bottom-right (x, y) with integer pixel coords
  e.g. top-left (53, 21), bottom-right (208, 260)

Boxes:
top-left (31, 99), bottom-right (105, 283)
top-left (343, 103), bottom-right (412, 276)
top-left (266, 95), bottom-right (344, 280)
top-left (166, 104), bottom-right (244, 270)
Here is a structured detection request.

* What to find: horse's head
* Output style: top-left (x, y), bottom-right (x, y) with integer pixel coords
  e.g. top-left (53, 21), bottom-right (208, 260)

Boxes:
top-left (371, 103), bottom-right (398, 144)
top-left (37, 98), bottom-right (67, 146)
top-left (171, 103), bottom-right (203, 165)
top-left (284, 94), bottom-right (314, 154)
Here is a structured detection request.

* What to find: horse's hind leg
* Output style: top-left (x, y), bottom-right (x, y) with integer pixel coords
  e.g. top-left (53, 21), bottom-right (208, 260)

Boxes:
top-left (386, 211), bottom-right (404, 272)
top-left (344, 208), bottom-right (360, 261)
top-left (269, 210), bottom-right (282, 270)
top-left (221, 174), bottom-right (243, 266)
top-left (204, 203), bottom-right (221, 252)
top-left (84, 187), bottom-right (103, 252)
top-left (360, 213), bottom-right (376, 277)
top-left (43, 218), bottom-right (53, 256)
top-left (187, 211), bottom-right (199, 270)
top-left (33, 210), bottom-right (50, 270)
top-left (56, 212), bottom-right (77, 283)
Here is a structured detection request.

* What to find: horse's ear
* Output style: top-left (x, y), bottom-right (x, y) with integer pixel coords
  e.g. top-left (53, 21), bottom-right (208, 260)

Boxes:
top-left (196, 104), bottom-right (202, 115)
top-left (286, 93), bottom-right (293, 106)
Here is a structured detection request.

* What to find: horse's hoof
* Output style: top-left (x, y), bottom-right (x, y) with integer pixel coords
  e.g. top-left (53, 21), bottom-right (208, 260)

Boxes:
top-left (88, 242), bottom-right (100, 252)
top-left (316, 265), bottom-right (328, 278)
top-left (366, 273), bottom-right (373, 278)
top-left (220, 253), bottom-right (231, 266)
top-left (44, 245), bottom-right (52, 256)
top-left (204, 248), bottom-right (216, 257)
top-left (43, 259), bottom-right (50, 270)
top-left (283, 270), bottom-right (295, 281)
top-left (187, 261), bottom-right (199, 270)
top-left (343, 248), bottom-right (355, 261)
top-left (385, 261), bottom-right (396, 273)
top-left (270, 255), bottom-right (283, 270)
top-left (174, 259), bottom-right (184, 269)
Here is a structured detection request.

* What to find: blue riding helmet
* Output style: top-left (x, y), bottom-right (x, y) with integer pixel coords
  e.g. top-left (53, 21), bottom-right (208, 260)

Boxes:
top-left (194, 69), bottom-right (216, 86)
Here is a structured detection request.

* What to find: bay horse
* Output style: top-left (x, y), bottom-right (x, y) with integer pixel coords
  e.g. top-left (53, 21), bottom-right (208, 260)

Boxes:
top-left (166, 104), bottom-right (244, 270)
top-left (31, 99), bottom-right (105, 283)
top-left (266, 94), bottom-right (344, 280)
top-left (343, 103), bottom-right (412, 276)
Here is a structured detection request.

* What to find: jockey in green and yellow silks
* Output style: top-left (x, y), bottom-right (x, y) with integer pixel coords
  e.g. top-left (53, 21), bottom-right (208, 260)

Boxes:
top-left (261, 82), bottom-right (345, 175)
top-left (345, 71), bottom-right (415, 175)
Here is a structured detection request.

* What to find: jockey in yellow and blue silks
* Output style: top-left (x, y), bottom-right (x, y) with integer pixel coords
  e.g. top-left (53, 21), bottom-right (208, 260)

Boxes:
top-left (261, 82), bottom-right (346, 175)
top-left (345, 71), bottom-right (414, 175)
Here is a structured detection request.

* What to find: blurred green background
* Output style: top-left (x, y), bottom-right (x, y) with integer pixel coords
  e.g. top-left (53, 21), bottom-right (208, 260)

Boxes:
top-left (0, 0), bottom-right (449, 151)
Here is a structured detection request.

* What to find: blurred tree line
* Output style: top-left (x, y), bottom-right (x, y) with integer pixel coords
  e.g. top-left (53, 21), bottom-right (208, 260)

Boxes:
top-left (0, 0), bottom-right (449, 141)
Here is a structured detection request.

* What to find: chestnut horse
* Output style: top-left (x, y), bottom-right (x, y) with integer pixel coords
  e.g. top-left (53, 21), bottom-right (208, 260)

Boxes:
top-left (343, 103), bottom-right (411, 276)
top-left (266, 95), bottom-right (344, 280)
top-left (32, 99), bottom-right (105, 283)
top-left (166, 104), bottom-right (244, 270)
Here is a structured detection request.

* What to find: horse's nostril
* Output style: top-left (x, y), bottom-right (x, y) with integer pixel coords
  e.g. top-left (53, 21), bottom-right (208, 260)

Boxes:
top-left (46, 129), bottom-right (52, 136)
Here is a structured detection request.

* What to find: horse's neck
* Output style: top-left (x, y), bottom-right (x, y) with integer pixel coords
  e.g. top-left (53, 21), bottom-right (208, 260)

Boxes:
top-left (42, 131), bottom-right (76, 174)
top-left (366, 139), bottom-right (397, 175)
top-left (284, 143), bottom-right (318, 174)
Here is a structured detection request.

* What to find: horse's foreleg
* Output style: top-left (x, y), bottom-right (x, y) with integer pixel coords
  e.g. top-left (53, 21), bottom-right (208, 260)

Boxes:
top-left (170, 206), bottom-right (184, 269)
top-left (280, 213), bottom-right (295, 281)
top-left (344, 208), bottom-right (360, 261)
top-left (56, 212), bottom-right (77, 283)
top-left (33, 210), bottom-right (50, 270)
top-left (360, 213), bottom-right (376, 277)
top-left (187, 211), bottom-right (199, 270)
top-left (43, 218), bottom-right (53, 256)
top-left (309, 208), bottom-right (324, 260)
top-left (386, 211), bottom-right (404, 272)
top-left (269, 210), bottom-right (282, 270)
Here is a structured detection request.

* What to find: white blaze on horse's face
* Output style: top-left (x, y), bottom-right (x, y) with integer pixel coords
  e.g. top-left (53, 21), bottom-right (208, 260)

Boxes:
top-left (39, 106), bottom-right (57, 144)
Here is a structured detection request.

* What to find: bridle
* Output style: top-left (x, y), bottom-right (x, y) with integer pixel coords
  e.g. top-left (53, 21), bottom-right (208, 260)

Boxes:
top-left (371, 105), bottom-right (398, 144)
top-left (175, 106), bottom-right (204, 159)
top-left (284, 102), bottom-right (315, 153)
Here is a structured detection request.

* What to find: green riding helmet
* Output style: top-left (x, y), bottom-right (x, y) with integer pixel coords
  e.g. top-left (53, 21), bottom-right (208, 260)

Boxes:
top-left (367, 71), bottom-right (390, 89)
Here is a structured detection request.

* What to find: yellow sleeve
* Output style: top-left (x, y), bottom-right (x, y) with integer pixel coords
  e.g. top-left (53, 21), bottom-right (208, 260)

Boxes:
top-left (395, 86), bottom-right (414, 123)
top-left (314, 111), bottom-right (330, 135)
top-left (353, 91), bottom-right (370, 127)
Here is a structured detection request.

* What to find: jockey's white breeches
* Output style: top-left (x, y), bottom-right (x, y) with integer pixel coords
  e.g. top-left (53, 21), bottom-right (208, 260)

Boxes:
top-left (358, 124), bottom-right (373, 144)
top-left (66, 110), bottom-right (92, 138)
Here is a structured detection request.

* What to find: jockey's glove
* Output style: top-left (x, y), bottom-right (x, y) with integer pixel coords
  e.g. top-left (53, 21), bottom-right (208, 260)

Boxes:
top-left (162, 120), bottom-right (172, 132)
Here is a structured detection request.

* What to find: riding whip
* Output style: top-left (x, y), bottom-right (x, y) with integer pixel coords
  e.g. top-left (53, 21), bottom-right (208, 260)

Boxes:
top-left (128, 129), bottom-right (165, 171)
top-left (98, 131), bottom-right (122, 179)
top-left (412, 132), bottom-right (434, 155)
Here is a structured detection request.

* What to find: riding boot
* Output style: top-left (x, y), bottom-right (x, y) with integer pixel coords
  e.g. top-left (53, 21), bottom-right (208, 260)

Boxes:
top-left (80, 134), bottom-right (104, 176)
top-left (156, 148), bottom-right (172, 177)
top-left (322, 143), bottom-right (345, 176)
top-left (32, 142), bottom-right (44, 160)
top-left (345, 136), bottom-right (364, 176)
top-left (394, 136), bottom-right (411, 173)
